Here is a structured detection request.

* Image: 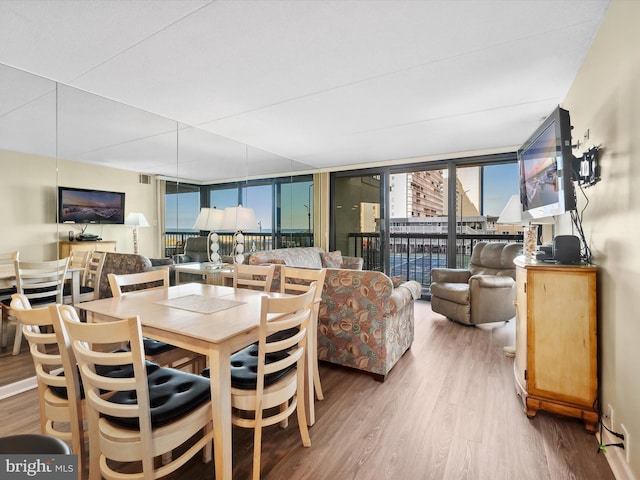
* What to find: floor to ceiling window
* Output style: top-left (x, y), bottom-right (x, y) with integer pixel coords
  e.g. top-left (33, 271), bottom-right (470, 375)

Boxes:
top-left (331, 153), bottom-right (520, 298)
top-left (164, 175), bottom-right (313, 256)
top-left (164, 182), bottom-right (200, 257)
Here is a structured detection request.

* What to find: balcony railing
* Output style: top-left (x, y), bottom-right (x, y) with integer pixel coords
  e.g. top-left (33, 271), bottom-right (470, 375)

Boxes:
top-left (164, 231), bottom-right (314, 258)
top-left (165, 230), bottom-right (521, 299)
top-left (348, 232), bottom-right (523, 298)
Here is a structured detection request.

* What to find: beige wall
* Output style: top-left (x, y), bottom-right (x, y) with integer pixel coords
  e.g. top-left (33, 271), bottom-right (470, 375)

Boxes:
top-left (0, 150), bottom-right (161, 260)
top-left (560, 1), bottom-right (639, 477)
top-left (1, 151), bottom-right (58, 260)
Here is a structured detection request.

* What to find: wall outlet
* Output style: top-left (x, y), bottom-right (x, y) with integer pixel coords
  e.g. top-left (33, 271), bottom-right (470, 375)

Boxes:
top-left (621, 424), bottom-right (630, 463)
top-left (607, 403), bottom-right (614, 428)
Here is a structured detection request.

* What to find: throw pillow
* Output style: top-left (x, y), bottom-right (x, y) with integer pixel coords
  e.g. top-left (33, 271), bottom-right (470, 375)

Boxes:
top-left (320, 251), bottom-right (343, 268)
top-left (391, 275), bottom-right (404, 288)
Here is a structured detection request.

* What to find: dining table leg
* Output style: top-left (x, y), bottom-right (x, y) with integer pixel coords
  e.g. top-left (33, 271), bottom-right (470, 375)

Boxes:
top-left (209, 344), bottom-right (233, 480)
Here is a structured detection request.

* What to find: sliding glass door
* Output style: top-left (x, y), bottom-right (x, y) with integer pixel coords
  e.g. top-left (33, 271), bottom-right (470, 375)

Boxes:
top-left (331, 153), bottom-right (519, 298)
top-left (331, 171), bottom-right (386, 272)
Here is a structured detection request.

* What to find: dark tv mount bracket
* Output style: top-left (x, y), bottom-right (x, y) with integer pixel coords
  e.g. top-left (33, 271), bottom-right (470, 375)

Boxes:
top-left (572, 145), bottom-right (600, 187)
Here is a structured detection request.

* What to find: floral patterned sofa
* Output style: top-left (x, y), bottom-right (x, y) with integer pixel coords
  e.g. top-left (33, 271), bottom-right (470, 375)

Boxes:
top-left (248, 247), bottom-right (421, 380)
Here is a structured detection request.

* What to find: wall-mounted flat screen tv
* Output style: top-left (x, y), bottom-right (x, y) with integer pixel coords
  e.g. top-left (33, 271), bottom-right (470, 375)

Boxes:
top-left (518, 106), bottom-right (576, 219)
top-left (58, 186), bottom-right (125, 224)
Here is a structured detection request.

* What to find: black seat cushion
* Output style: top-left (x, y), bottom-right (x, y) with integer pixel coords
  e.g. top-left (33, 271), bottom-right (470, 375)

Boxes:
top-left (49, 357), bottom-right (160, 400)
top-left (202, 343), bottom-right (293, 389)
top-left (0, 286), bottom-right (17, 301)
top-left (104, 367), bottom-right (211, 429)
top-left (1, 287), bottom-right (58, 307)
top-left (63, 284), bottom-right (94, 296)
top-left (266, 327), bottom-right (299, 344)
top-left (140, 337), bottom-right (178, 355)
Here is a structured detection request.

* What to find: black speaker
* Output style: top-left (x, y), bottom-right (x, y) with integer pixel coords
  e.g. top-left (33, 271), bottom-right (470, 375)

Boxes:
top-left (553, 235), bottom-right (581, 264)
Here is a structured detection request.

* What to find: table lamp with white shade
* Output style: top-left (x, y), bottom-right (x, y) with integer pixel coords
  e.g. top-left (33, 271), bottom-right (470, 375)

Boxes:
top-left (497, 195), bottom-right (555, 260)
top-left (125, 212), bottom-right (150, 254)
top-left (193, 207), bottom-right (226, 264)
top-left (221, 205), bottom-right (258, 264)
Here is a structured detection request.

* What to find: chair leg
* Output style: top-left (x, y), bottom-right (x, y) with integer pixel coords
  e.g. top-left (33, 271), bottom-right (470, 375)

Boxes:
top-left (296, 370), bottom-right (311, 448)
top-left (0, 307), bottom-right (6, 348)
top-left (313, 349), bottom-right (323, 401)
top-left (202, 424), bottom-right (212, 463)
top-left (12, 323), bottom-right (23, 355)
top-left (252, 425), bottom-right (263, 480)
top-left (279, 402), bottom-right (289, 429)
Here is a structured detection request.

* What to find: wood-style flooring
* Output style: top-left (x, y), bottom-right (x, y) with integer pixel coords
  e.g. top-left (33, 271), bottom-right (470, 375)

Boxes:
top-left (0, 301), bottom-right (614, 479)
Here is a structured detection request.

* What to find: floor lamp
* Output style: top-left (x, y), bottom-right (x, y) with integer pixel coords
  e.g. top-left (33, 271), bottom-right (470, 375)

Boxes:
top-left (221, 205), bottom-right (257, 264)
top-left (125, 212), bottom-right (150, 254)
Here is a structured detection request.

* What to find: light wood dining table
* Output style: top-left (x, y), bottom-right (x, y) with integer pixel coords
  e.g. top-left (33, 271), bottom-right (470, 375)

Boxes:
top-left (75, 282), bottom-right (313, 480)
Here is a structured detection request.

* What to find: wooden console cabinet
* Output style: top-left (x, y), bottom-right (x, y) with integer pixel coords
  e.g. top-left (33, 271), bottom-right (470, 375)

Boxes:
top-left (59, 240), bottom-right (117, 258)
top-left (513, 256), bottom-right (598, 432)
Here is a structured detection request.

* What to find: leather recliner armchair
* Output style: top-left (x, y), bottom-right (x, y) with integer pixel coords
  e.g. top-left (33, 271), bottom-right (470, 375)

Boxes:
top-left (430, 242), bottom-right (522, 325)
top-left (173, 236), bottom-right (211, 263)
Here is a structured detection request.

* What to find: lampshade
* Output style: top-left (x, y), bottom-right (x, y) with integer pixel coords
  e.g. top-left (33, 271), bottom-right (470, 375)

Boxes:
top-left (497, 195), bottom-right (532, 225)
top-left (221, 205), bottom-right (258, 231)
top-left (193, 207), bottom-right (225, 231)
top-left (125, 212), bottom-right (150, 227)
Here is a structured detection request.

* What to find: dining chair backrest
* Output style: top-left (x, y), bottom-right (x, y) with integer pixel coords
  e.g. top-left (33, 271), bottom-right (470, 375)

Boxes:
top-left (0, 251), bottom-right (18, 292)
top-left (258, 283), bottom-right (316, 375)
top-left (8, 258), bottom-right (70, 356)
top-left (84, 251), bottom-right (106, 300)
top-left (15, 258), bottom-right (70, 305)
top-left (233, 263), bottom-right (276, 292)
top-left (280, 266), bottom-right (326, 304)
top-left (69, 250), bottom-right (91, 284)
top-left (10, 295), bottom-right (84, 470)
top-left (108, 268), bottom-right (169, 297)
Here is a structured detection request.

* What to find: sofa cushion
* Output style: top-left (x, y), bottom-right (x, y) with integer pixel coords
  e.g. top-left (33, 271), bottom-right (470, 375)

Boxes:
top-left (430, 282), bottom-right (469, 305)
top-left (249, 247), bottom-right (324, 269)
top-left (320, 250), bottom-right (343, 268)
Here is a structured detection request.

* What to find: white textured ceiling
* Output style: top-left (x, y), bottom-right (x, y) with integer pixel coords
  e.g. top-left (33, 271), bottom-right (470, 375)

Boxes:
top-left (0, 0), bottom-right (609, 182)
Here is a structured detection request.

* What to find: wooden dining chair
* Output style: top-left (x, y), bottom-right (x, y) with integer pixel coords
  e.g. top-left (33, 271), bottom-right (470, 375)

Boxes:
top-left (108, 269), bottom-right (204, 373)
top-left (232, 263), bottom-right (276, 292)
top-left (64, 250), bottom-right (106, 306)
top-left (0, 251), bottom-right (19, 348)
top-left (59, 311), bottom-right (214, 480)
top-left (230, 284), bottom-right (316, 480)
top-left (2, 258), bottom-right (69, 355)
top-left (9, 295), bottom-right (85, 477)
top-left (280, 266), bottom-right (327, 421)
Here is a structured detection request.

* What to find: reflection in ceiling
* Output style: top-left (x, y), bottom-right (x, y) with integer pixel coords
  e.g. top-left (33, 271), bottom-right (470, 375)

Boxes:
top-left (0, 1), bottom-right (609, 182)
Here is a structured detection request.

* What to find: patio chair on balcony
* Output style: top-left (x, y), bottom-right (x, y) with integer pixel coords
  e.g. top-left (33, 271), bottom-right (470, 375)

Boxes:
top-left (430, 242), bottom-right (521, 326)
